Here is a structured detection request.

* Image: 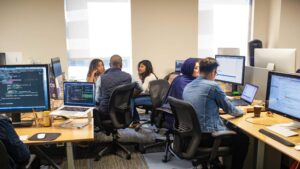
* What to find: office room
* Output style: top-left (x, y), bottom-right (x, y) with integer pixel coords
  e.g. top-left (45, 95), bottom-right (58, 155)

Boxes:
top-left (1, 0), bottom-right (300, 169)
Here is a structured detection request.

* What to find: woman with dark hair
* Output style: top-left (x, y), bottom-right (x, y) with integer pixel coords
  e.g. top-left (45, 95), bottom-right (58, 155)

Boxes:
top-left (87, 58), bottom-right (105, 104)
top-left (167, 58), bottom-right (200, 99)
top-left (137, 60), bottom-right (157, 93)
top-left (131, 60), bottom-right (158, 126)
top-left (86, 59), bottom-right (105, 83)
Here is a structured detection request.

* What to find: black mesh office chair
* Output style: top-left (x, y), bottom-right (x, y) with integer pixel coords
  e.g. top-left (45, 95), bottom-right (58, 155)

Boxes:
top-left (0, 140), bottom-right (38, 169)
top-left (95, 83), bottom-right (136, 161)
top-left (167, 97), bottom-right (236, 168)
top-left (0, 141), bottom-right (10, 169)
top-left (135, 79), bottom-right (170, 131)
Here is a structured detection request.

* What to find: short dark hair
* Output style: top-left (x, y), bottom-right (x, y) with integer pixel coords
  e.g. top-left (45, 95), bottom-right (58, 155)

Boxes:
top-left (110, 55), bottom-right (122, 68)
top-left (200, 57), bottom-right (219, 73)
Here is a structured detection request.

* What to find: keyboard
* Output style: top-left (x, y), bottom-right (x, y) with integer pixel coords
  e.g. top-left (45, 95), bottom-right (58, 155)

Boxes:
top-left (267, 126), bottom-right (298, 137)
top-left (60, 106), bottom-right (89, 112)
top-left (259, 129), bottom-right (295, 147)
top-left (231, 99), bottom-right (249, 106)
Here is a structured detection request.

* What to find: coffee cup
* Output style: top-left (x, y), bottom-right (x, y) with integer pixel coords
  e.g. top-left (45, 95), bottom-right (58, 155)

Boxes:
top-left (254, 105), bottom-right (262, 117)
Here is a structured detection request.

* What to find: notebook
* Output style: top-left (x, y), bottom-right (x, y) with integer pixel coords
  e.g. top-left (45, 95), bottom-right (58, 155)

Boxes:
top-left (50, 82), bottom-right (96, 118)
top-left (231, 83), bottom-right (258, 106)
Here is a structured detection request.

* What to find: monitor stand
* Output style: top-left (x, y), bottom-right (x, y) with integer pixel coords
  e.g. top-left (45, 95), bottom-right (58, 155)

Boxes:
top-left (225, 84), bottom-right (240, 96)
top-left (11, 113), bottom-right (33, 128)
top-left (276, 121), bottom-right (300, 130)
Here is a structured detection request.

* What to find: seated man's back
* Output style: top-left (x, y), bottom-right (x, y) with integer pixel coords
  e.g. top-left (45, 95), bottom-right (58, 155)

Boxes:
top-left (0, 115), bottom-right (30, 169)
top-left (97, 55), bottom-right (132, 114)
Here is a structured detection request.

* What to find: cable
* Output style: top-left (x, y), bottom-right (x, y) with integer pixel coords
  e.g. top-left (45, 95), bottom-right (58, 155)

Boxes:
top-left (244, 117), bottom-right (272, 126)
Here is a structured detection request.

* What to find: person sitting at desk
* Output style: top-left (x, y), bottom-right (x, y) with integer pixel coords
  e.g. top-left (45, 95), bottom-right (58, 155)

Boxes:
top-left (131, 60), bottom-right (158, 125)
top-left (182, 57), bottom-right (249, 169)
top-left (0, 115), bottom-right (30, 169)
top-left (86, 58), bottom-right (105, 83)
top-left (166, 57), bottom-right (200, 100)
top-left (87, 58), bottom-right (105, 104)
top-left (94, 55), bottom-right (132, 125)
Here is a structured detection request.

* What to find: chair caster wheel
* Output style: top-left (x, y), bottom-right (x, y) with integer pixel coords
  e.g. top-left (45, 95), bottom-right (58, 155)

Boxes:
top-left (162, 157), bottom-right (168, 163)
top-left (126, 154), bottom-right (131, 160)
top-left (135, 127), bottom-right (140, 132)
top-left (94, 155), bottom-right (101, 161)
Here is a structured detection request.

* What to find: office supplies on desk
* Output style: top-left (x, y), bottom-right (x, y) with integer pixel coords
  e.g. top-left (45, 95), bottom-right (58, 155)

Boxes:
top-left (259, 129), bottom-right (295, 147)
top-left (267, 126), bottom-right (298, 137)
top-left (50, 82), bottom-right (95, 118)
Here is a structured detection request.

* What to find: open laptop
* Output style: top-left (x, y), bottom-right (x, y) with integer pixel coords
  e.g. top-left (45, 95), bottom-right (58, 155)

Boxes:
top-left (50, 82), bottom-right (96, 118)
top-left (231, 83), bottom-right (258, 106)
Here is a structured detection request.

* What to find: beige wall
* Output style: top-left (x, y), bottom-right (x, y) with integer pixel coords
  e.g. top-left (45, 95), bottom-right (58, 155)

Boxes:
top-left (0, 0), bottom-right (67, 72)
top-left (252, 0), bottom-right (300, 69)
top-left (131, 0), bottom-right (198, 79)
top-left (278, 0), bottom-right (300, 69)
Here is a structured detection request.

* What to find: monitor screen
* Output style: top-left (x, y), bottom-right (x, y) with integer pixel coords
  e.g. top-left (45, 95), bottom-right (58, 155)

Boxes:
top-left (0, 65), bottom-right (50, 112)
top-left (64, 82), bottom-right (95, 106)
top-left (215, 55), bottom-right (245, 85)
top-left (266, 72), bottom-right (300, 120)
top-left (51, 57), bottom-right (62, 77)
top-left (241, 83), bottom-right (258, 103)
top-left (175, 60), bottom-right (184, 72)
top-left (0, 53), bottom-right (5, 65)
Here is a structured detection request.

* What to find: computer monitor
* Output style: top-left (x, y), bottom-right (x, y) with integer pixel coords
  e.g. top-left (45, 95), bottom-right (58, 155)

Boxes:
top-left (51, 57), bottom-right (62, 77)
top-left (0, 64), bottom-right (50, 123)
top-left (255, 48), bottom-right (296, 73)
top-left (215, 55), bottom-right (245, 93)
top-left (266, 71), bottom-right (300, 128)
top-left (175, 60), bottom-right (184, 72)
top-left (51, 57), bottom-right (63, 98)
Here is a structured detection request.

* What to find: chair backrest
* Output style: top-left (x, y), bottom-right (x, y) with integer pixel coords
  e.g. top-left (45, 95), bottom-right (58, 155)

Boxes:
top-left (0, 141), bottom-right (10, 169)
top-left (168, 96), bottom-right (202, 159)
top-left (149, 79), bottom-right (170, 108)
top-left (108, 82), bottom-right (136, 128)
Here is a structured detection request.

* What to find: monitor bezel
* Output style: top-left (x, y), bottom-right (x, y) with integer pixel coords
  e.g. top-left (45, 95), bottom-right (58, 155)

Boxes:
top-left (0, 64), bottom-right (50, 113)
top-left (215, 55), bottom-right (245, 85)
top-left (266, 71), bottom-right (300, 121)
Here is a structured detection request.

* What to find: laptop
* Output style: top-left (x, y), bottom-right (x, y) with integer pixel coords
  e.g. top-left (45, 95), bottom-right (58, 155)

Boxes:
top-left (50, 82), bottom-right (96, 118)
top-left (231, 83), bottom-right (258, 106)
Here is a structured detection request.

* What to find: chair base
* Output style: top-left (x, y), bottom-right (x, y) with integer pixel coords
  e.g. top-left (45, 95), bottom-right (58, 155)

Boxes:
top-left (95, 139), bottom-right (131, 161)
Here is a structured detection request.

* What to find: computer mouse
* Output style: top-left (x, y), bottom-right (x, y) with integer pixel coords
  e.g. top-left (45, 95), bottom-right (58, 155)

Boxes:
top-left (294, 145), bottom-right (300, 151)
top-left (37, 133), bottom-right (46, 139)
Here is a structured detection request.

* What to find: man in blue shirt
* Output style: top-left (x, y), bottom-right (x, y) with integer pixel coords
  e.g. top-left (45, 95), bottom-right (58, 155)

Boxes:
top-left (94, 55), bottom-right (132, 124)
top-left (0, 115), bottom-right (30, 169)
top-left (183, 57), bottom-right (249, 169)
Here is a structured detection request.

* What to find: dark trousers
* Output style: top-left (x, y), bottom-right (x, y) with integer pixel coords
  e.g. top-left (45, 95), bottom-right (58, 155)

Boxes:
top-left (201, 130), bottom-right (249, 169)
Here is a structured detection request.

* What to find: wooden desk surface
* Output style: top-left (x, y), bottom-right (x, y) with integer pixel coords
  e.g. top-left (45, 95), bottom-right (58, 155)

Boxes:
top-left (221, 112), bottom-right (300, 162)
top-left (16, 119), bottom-right (94, 145)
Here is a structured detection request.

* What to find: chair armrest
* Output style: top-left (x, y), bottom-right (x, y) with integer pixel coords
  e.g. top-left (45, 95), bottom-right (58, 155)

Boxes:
top-left (209, 130), bottom-right (236, 161)
top-left (211, 130), bottom-right (236, 138)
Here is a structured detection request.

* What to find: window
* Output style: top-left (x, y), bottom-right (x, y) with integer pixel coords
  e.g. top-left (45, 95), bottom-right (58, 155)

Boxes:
top-left (198, 0), bottom-right (252, 62)
top-left (65, 0), bottom-right (132, 81)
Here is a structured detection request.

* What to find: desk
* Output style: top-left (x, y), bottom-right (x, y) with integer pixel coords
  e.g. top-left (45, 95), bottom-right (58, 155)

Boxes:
top-left (221, 112), bottom-right (300, 169)
top-left (16, 118), bottom-right (94, 169)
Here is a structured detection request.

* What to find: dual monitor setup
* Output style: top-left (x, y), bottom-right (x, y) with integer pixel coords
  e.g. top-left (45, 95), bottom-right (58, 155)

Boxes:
top-left (0, 58), bottom-right (95, 127)
top-left (175, 52), bottom-right (300, 130)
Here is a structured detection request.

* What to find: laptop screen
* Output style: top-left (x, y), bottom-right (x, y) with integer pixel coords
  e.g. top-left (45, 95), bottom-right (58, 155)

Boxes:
top-left (63, 82), bottom-right (95, 106)
top-left (241, 83), bottom-right (258, 103)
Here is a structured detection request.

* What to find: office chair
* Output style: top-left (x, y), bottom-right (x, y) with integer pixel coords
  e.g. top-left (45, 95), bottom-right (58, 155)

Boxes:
top-left (135, 79), bottom-right (170, 131)
top-left (0, 141), bottom-right (10, 169)
top-left (95, 83), bottom-right (136, 161)
top-left (0, 140), bottom-right (38, 169)
top-left (167, 97), bottom-right (236, 168)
